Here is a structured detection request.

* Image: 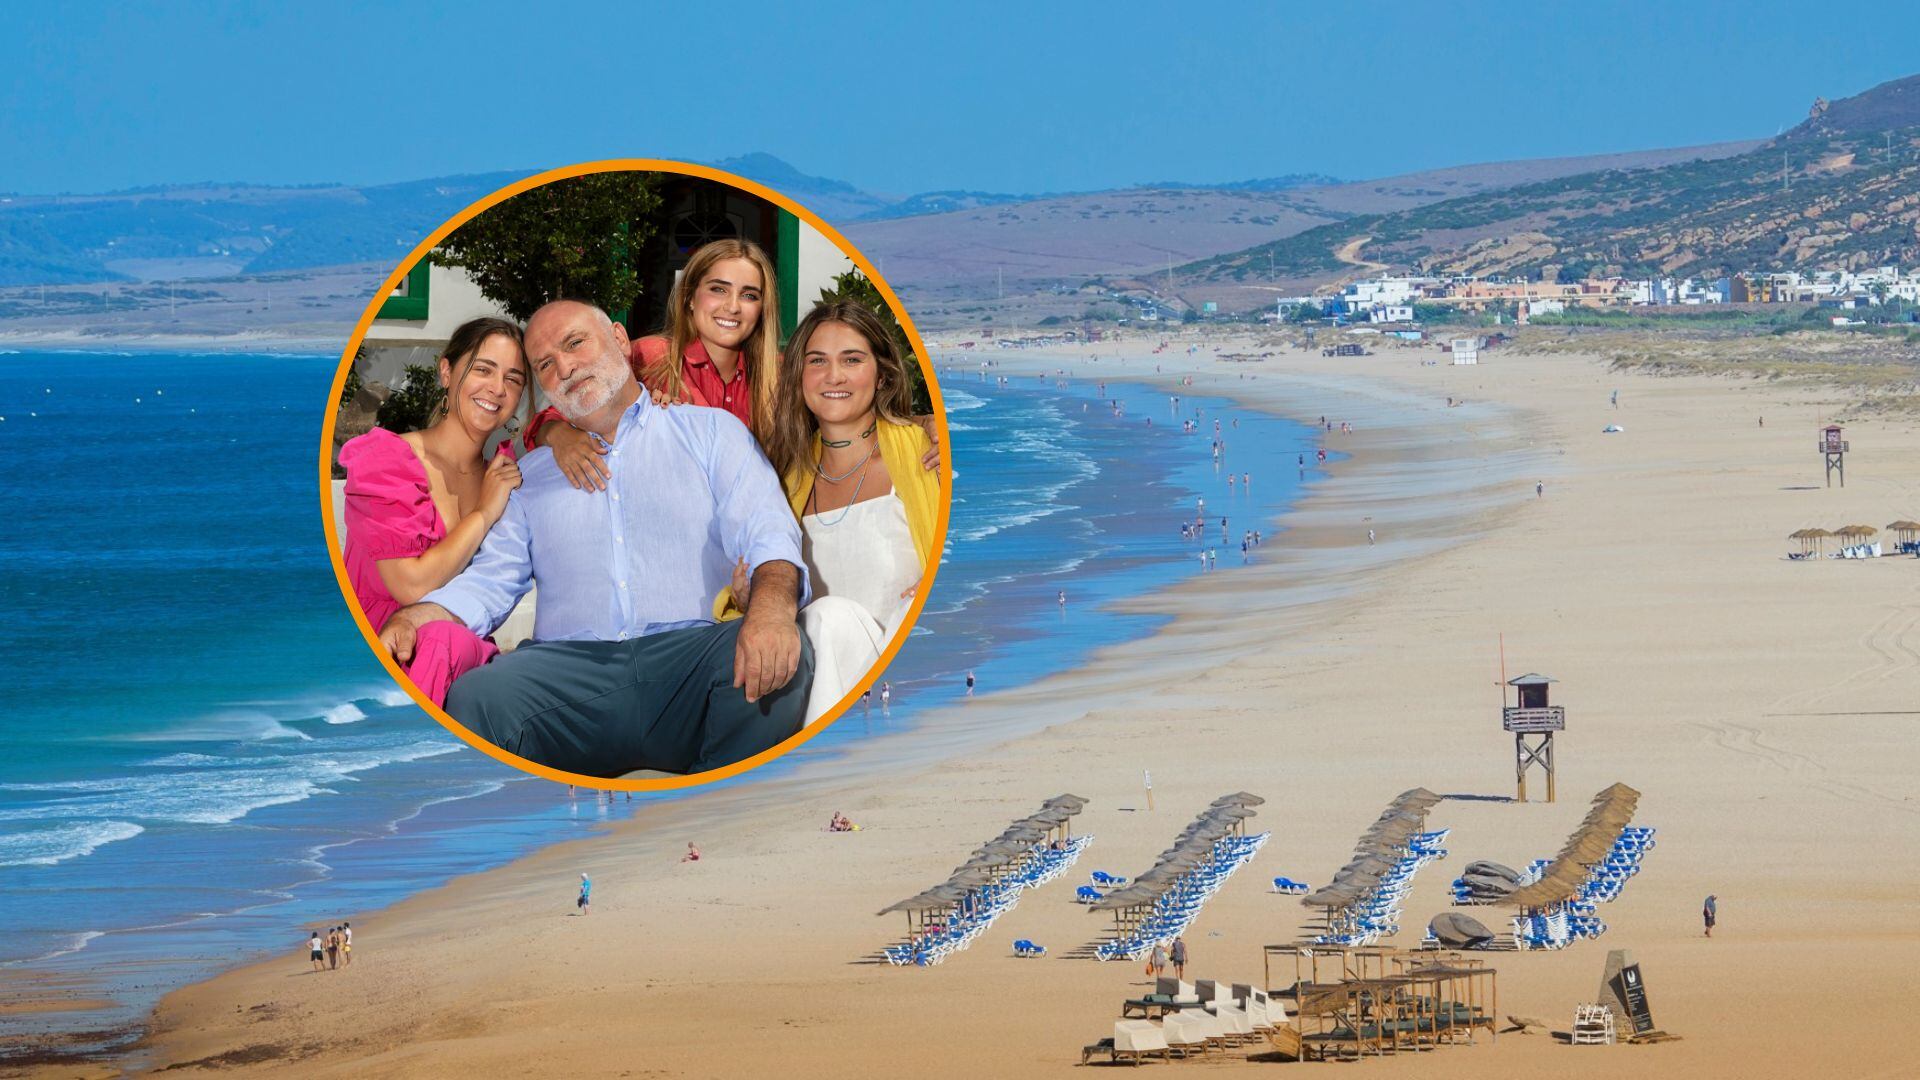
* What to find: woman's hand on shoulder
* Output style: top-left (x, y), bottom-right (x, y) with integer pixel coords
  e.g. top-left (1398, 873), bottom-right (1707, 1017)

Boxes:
top-left (914, 414), bottom-right (941, 473)
top-left (730, 557), bottom-right (752, 611)
top-left (480, 453), bottom-right (522, 525)
top-left (547, 423), bottom-right (610, 492)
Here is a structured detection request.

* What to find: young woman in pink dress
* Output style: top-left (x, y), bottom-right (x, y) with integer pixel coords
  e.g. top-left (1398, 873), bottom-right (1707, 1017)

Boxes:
top-left (336, 317), bottom-right (530, 705)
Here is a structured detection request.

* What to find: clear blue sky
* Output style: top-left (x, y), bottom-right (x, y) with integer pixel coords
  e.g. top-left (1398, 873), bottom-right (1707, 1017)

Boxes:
top-left (4, 2), bottom-right (1917, 196)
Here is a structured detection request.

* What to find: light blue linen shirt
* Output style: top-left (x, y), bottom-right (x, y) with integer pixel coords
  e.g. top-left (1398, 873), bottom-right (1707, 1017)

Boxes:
top-left (424, 393), bottom-right (806, 642)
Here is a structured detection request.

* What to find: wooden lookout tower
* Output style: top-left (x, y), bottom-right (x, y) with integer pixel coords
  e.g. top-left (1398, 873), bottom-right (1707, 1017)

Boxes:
top-left (1504, 673), bottom-right (1565, 803)
top-left (1821, 425), bottom-right (1849, 488)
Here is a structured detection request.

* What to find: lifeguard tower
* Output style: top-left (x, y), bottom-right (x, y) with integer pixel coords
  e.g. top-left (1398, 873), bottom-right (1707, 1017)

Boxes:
top-left (1504, 673), bottom-right (1564, 803)
top-left (1821, 425), bottom-right (1848, 488)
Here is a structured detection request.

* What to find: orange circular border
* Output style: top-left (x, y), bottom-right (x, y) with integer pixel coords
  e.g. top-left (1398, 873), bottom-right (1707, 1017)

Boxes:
top-left (318, 158), bottom-right (951, 791)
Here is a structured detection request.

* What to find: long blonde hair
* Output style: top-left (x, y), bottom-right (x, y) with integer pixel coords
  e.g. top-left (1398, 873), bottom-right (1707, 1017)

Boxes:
top-left (764, 300), bottom-right (916, 483)
top-left (646, 239), bottom-right (782, 435)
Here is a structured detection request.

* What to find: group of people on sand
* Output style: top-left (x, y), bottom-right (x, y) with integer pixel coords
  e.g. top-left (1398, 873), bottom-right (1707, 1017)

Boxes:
top-left (339, 239), bottom-right (941, 779)
top-left (307, 922), bottom-right (352, 971)
top-left (828, 811), bottom-right (859, 832)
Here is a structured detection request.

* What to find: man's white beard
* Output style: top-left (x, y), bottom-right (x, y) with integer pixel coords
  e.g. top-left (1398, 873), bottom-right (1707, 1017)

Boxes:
top-left (553, 349), bottom-right (627, 421)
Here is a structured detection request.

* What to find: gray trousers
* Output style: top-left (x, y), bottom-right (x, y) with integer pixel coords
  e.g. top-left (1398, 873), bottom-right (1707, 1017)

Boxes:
top-left (444, 620), bottom-right (812, 778)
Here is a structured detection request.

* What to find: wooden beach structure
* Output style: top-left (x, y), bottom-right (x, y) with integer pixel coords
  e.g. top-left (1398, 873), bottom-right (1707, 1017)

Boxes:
top-left (1261, 944), bottom-right (1498, 1061)
top-left (1821, 424), bottom-right (1849, 487)
top-left (1504, 673), bottom-right (1564, 803)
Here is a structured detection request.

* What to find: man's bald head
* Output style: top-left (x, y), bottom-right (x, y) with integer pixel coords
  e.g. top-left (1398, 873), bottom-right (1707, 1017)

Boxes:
top-left (523, 300), bottom-right (634, 423)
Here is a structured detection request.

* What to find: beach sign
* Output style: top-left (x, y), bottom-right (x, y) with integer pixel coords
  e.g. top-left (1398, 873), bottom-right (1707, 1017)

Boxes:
top-left (1615, 963), bottom-right (1655, 1035)
top-left (1598, 949), bottom-right (1658, 1036)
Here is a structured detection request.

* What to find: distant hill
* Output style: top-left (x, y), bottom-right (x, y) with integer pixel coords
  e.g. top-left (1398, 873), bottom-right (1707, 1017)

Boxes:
top-left (707, 153), bottom-right (899, 221)
top-left (843, 140), bottom-right (1762, 317)
top-left (0, 172), bottom-right (532, 286)
top-left (1178, 74), bottom-right (1920, 310)
top-left (1146, 174), bottom-right (1343, 192)
top-left (1782, 73), bottom-right (1920, 142)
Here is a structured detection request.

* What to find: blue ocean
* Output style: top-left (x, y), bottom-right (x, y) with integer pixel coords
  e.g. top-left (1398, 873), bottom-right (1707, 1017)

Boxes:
top-left (0, 349), bottom-right (1315, 1056)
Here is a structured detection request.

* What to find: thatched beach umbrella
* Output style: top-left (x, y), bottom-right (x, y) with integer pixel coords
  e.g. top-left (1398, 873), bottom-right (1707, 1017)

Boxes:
top-left (1210, 791), bottom-right (1266, 807)
top-left (1803, 527), bottom-right (1833, 555)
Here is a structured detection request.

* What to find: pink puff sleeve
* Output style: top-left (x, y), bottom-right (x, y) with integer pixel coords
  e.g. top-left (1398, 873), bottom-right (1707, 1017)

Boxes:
top-left (339, 428), bottom-right (441, 559)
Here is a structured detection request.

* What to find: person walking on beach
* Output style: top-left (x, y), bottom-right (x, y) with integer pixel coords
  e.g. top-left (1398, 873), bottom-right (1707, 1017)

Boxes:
top-left (881, 682), bottom-right (892, 712)
top-left (1170, 935), bottom-right (1189, 979)
top-left (309, 930), bottom-right (325, 973)
top-left (1611, 389), bottom-right (1619, 408)
top-left (326, 926), bottom-right (340, 970)
top-left (1535, 480), bottom-right (1544, 499)
top-left (861, 688), bottom-right (871, 715)
top-left (577, 873), bottom-right (591, 915)
top-left (341, 922), bottom-right (352, 967)
top-left (1149, 942), bottom-right (1168, 979)
top-left (965, 670), bottom-right (976, 696)
top-left (1703, 894), bottom-right (1717, 938)
top-left (1367, 529), bottom-right (1375, 545)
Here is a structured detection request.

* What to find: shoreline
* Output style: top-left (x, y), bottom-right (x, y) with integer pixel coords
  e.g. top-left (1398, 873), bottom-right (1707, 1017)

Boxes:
top-left (0, 330), bottom-right (342, 355)
top-left (37, 333), bottom-right (1920, 1077)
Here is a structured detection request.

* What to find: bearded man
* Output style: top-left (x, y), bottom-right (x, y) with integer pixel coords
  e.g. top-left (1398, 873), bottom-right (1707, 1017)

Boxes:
top-left (381, 300), bottom-right (812, 777)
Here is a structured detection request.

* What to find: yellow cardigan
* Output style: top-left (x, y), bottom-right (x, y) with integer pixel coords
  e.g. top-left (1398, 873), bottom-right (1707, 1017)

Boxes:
top-left (713, 418), bottom-right (939, 620)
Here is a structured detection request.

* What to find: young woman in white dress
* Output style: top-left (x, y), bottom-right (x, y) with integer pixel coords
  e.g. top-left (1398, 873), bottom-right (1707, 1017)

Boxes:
top-left (745, 301), bottom-right (940, 724)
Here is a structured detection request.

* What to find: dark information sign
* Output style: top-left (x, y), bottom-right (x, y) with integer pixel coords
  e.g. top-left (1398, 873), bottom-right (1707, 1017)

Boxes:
top-left (1612, 962), bottom-right (1656, 1035)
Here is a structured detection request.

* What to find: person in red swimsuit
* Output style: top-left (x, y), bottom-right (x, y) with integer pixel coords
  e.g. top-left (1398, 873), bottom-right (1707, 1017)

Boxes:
top-left (337, 317), bottom-right (530, 704)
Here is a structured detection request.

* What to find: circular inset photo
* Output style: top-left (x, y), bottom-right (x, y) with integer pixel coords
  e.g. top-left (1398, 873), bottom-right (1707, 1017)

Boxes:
top-left (321, 160), bottom-right (948, 788)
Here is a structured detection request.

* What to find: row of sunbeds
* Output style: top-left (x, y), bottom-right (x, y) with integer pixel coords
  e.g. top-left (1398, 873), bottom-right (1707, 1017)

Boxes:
top-left (1509, 826), bottom-right (1653, 950)
top-left (882, 834), bottom-right (1094, 966)
top-left (1092, 832), bottom-right (1269, 961)
top-left (1311, 828), bottom-right (1450, 948)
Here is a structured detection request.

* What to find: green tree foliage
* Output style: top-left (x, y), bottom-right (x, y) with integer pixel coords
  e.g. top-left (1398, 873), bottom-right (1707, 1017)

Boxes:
top-left (812, 268), bottom-right (932, 415)
top-left (432, 174), bottom-right (664, 321)
top-left (339, 348), bottom-right (364, 409)
top-left (375, 364), bottom-right (444, 434)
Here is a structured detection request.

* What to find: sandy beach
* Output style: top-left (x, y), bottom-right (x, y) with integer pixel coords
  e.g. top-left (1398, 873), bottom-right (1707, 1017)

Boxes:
top-left (123, 333), bottom-right (1920, 1079)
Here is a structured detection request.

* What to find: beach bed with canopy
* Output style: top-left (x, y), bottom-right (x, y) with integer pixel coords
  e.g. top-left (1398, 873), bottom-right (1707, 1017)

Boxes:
top-left (1089, 793), bottom-right (1269, 962)
top-left (876, 795), bottom-right (1092, 966)
top-left (1261, 944), bottom-right (1498, 1060)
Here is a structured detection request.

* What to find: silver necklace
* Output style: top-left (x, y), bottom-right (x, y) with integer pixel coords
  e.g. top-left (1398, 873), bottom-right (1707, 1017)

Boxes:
top-left (811, 462), bottom-right (870, 528)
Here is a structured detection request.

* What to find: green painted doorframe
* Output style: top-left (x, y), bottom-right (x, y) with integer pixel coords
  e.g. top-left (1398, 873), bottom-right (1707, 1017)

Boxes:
top-left (777, 209), bottom-right (800, 341)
